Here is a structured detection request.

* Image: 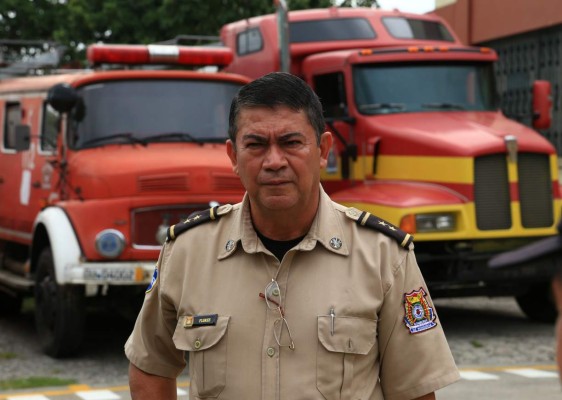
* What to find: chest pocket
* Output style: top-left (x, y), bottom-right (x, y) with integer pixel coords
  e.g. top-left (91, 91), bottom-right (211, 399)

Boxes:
top-left (173, 316), bottom-right (230, 399)
top-left (317, 316), bottom-right (377, 400)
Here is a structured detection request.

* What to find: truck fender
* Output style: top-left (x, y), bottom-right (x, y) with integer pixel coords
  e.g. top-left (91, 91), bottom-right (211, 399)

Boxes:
top-left (32, 207), bottom-right (81, 285)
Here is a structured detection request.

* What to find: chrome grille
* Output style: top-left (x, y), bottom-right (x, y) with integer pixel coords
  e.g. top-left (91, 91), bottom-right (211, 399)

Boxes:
top-left (474, 154), bottom-right (512, 230)
top-left (518, 153), bottom-right (553, 228)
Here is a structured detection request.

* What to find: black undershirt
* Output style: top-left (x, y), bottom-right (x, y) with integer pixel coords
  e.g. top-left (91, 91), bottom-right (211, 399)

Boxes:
top-left (256, 230), bottom-right (305, 262)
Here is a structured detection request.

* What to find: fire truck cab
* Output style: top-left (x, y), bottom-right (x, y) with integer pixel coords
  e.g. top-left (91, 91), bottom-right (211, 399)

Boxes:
top-left (0, 44), bottom-right (248, 357)
top-left (221, 7), bottom-right (559, 321)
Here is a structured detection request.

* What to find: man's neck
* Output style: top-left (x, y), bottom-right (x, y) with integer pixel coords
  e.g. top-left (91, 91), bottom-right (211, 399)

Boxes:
top-left (250, 206), bottom-right (317, 241)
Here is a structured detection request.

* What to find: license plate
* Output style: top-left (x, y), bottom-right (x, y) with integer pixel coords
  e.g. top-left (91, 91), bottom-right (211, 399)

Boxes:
top-left (84, 268), bottom-right (137, 282)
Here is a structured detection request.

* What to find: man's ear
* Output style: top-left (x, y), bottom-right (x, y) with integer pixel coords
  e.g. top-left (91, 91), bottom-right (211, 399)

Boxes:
top-left (319, 132), bottom-right (333, 169)
top-left (226, 139), bottom-right (239, 175)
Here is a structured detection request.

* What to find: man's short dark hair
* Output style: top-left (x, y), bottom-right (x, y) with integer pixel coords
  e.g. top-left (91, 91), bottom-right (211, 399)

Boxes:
top-left (228, 72), bottom-right (325, 145)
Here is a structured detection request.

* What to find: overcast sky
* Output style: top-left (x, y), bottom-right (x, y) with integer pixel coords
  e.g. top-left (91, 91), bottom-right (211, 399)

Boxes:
top-left (376, 0), bottom-right (435, 14)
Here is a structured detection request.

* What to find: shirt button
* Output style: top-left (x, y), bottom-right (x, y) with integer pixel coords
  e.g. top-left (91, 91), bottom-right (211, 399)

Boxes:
top-left (272, 288), bottom-right (280, 296)
top-left (266, 347), bottom-right (276, 357)
top-left (194, 339), bottom-right (202, 349)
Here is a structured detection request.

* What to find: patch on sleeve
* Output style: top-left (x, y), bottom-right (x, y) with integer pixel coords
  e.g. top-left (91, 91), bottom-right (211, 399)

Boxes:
top-left (403, 287), bottom-right (437, 334)
top-left (146, 265), bottom-right (158, 294)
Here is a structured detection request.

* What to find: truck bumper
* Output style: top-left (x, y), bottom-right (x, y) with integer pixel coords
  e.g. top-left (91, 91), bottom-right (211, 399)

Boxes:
top-left (416, 241), bottom-right (559, 297)
top-left (63, 261), bottom-right (155, 286)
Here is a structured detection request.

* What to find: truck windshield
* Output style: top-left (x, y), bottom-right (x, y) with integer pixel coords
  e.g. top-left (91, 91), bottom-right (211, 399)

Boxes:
top-left (353, 62), bottom-right (498, 115)
top-left (68, 79), bottom-right (241, 149)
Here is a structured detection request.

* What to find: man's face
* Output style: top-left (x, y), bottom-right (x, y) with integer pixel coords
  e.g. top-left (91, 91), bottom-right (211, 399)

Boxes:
top-left (226, 105), bottom-right (332, 213)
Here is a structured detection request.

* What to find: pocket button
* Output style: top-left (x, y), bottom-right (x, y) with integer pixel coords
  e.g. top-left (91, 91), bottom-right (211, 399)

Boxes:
top-left (194, 338), bottom-right (202, 349)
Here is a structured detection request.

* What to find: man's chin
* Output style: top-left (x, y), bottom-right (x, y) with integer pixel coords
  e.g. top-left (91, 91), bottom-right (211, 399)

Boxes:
top-left (258, 194), bottom-right (298, 211)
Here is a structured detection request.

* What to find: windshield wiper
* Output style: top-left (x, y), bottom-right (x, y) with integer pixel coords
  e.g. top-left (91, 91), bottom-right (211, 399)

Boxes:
top-left (422, 102), bottom-right (465, 110)
top-left (81, 132), bottom-right (148, 148)
top-left (359, 103), bottom-right (406, 112)
top-left (143, 132), bottom-right (202, 144)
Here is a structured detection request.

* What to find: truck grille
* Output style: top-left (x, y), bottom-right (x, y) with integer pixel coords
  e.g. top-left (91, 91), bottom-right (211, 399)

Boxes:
top-left (518, 153), bottom-right (553, 228)
top-left (474, 154), bottom-right (512, 230)
top-left (132, 204), bottom-right (208, 247)
top-left (474, 153), bottom-right (553, 230)
top-left (138, 174), bottom-right (189, 192)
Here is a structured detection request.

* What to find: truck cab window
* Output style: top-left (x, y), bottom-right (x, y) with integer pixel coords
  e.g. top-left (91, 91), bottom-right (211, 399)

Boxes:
top-left (68, 79), bottom-right (241, 150)
top-left (382, 17), bottom-right (454, 42)
top-left (290, 18), bottom-right (376, 43)
top-left (354, 62), bottom-right (498, 115)
top-left (41, 102), bottom-right (58, 152)
top-left (3, 103), bottom-right (21, 151)
top-left (314, 73), bottom-right (348, 118)
top-left (237, 28), bottom-right (263, 56)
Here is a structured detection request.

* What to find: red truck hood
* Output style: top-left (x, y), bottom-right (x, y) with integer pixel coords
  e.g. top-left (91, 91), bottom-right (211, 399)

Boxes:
top-left (367, 111), bottom-right (555, 156)
top-left (66, 142), bottom-right (243, 199)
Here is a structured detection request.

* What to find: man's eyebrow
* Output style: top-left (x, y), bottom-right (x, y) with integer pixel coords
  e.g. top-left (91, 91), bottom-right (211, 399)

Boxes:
top-left (240, 133), bottom-right (268, 142)
top-left (277, 132), bottom-right (305, 141)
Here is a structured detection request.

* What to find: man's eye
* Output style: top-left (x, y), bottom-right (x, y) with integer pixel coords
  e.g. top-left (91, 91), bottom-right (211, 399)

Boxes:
top-left (245, 142), bottom-right (264, 149)
top-left (284, 140), bottom-right (303, 147)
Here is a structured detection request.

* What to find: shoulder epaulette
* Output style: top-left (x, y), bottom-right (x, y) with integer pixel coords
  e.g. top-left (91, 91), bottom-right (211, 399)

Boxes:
top-left (345, 208), bottom-right (414, 248)
top-left (166, 205), bottom-right (231, 242)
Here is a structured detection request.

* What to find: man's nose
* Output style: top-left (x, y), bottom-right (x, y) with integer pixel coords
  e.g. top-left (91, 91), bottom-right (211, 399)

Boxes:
top-left (263, 144), bottom-right (287, 170)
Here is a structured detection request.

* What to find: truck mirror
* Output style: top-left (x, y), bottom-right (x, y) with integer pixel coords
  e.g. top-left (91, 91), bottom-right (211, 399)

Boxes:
top-left (47, 83), bottom-right (79, 113)
top-left (532, 80), bottom-right (552, 130)
top-left (14, 124), bottom-right (31, 152)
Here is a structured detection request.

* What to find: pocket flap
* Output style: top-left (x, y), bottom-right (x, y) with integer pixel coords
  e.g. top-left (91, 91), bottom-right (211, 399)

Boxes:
top-left (318, 316), bottom-right (377, 355)
top-left (173, 315), bottom-right (230, 351)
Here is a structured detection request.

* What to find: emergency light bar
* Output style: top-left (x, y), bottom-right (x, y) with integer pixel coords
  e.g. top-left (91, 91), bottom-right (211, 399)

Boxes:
top-left (87, 44), bottom-right (233, 67)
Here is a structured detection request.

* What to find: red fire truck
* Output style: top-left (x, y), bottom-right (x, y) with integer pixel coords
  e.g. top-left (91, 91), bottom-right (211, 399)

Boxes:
top-left (0, 44), bottom-right (248, 357)
top-left (220, 7), bottom-right (559, 321)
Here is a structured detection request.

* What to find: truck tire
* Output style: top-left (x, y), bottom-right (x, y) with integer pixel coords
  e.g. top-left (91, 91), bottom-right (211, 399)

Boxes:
top-left (34, 247), bottom-right (85, 358)
top-left (515, 283), bottom-right (557, 323)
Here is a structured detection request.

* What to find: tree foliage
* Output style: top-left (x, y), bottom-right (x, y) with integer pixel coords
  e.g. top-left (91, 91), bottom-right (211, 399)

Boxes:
top-left (0, 0), bottom-right (377, 65)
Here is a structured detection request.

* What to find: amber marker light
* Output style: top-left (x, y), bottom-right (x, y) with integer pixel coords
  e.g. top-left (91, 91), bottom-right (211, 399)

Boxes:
top-left (360, 49), bottom-right (373, 56)
top-left (400, 214), bottom-right (417, 234)
top-left (407, 47), bottom-right (420, 53)
top-left (480, 47), bottom-right (492, 53)
top-left (423, 46), bottom-right (435, 52)
top-left (439, 46), bottom-right (449, 52)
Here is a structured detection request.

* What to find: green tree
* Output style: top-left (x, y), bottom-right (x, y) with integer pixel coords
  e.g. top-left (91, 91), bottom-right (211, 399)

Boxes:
top-left (1, 0), bottom-right (375, 65)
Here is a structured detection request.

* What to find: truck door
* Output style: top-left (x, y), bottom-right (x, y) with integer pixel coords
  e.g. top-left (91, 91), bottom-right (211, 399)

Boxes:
top-left (17, 98), bottom-right (58, 235)
top-left (313, 72), bottom-right (359, 190)
top-left (0, 102), bottom-right (23, 237)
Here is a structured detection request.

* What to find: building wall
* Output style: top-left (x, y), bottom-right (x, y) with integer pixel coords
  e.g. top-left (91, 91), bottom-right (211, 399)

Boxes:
top-left (435, 0), bottom-right (562, 44)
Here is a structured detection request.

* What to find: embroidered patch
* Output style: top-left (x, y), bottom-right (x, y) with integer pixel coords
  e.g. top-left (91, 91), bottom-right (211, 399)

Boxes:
top-left (403, 287), bottom-right (437, 334)
top-left (146, 266), bottom-right (158, 293)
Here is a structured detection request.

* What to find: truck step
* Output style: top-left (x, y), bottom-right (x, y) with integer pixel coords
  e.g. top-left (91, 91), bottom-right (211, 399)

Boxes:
top-left (0, 269), bottom-right (34, 291)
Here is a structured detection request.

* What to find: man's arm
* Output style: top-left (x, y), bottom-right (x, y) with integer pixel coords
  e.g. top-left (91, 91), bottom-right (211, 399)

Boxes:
top-left (129, 363), bottom-right (177, 400)
top-left (413, 393), bottom-right (436, 400)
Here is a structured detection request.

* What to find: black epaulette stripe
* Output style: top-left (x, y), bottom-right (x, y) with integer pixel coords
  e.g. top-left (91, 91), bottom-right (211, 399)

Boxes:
top-left (166, 206), bottom-right (221, 242)
top-left (356, 211), bottom-right (413, 248)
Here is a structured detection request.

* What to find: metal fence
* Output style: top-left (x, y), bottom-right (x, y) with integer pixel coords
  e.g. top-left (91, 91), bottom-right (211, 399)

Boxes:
top-left (483, 25), bottom-right (562, 154)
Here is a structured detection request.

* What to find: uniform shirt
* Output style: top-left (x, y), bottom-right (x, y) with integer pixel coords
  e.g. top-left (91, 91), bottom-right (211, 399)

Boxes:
top-left (125, 188), bottom-right (460, 400)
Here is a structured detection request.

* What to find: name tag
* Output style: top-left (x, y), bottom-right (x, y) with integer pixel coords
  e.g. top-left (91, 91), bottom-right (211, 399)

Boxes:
top-left (183, 314), bottom-right (218, 328)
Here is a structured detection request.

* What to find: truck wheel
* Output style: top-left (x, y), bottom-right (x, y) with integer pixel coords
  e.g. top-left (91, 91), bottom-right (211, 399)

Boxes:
top-left (515, 283), bottom-right (557, 323)
top-left (0, 291), bottom-right (23, 316)
top-left (34, 247), bottom-right (85, 358)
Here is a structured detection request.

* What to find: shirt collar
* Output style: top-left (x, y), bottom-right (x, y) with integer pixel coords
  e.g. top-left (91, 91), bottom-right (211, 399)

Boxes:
top-left (218, 187), bottom-right (349, 259)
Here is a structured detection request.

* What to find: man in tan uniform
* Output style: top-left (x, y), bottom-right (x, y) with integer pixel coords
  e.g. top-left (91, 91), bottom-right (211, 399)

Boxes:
top-left (126, 72), bottom-right (460, 399)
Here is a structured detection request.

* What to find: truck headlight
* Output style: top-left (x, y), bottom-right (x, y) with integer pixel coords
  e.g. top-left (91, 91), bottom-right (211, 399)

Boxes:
top-left (415, 213), bottom-right (455, 232)
top-left (95, 229), bottom-right (126, 258)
